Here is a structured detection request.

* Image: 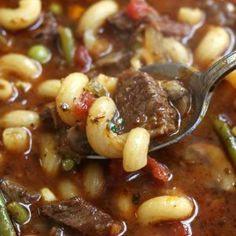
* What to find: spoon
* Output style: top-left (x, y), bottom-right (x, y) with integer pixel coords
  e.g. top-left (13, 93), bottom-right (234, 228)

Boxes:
top-left (142, 50), bottom-right (236, 152)
top-left (87, 51), bottom-right (236, 159)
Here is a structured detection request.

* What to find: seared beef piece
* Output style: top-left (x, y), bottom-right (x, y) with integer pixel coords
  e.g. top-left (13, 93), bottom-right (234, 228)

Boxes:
top-left (199, 0), bottom-right (236, 26)
top-left (50, 227), bottom-right (78, 236)
top-left (31, 13), bottom-right (58, 43)
top-left (40, 197), bottom-right (117, 236)
top-left (66, 126), bottom-right (94, 155)
top-left (0, 178), bottom-right (41, 204)
top-left (108, 11), bottom-right (190, 37)
top-left (57, 126), bottom-right (93, 161)
top-left (40, 103), bottom-right (63, 130)
top-left (114, 69), bottom-right (177, 137)
top-left (108, 11), bottom-right (139, 31)
top-left (154, 15), bottom-right (190, 37)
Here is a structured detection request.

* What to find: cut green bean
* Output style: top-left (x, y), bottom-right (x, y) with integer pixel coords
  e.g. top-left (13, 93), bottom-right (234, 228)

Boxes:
top-left (0, 192), bottom-right (16, 236)
top-left (58, 27), bottom-right (75, 64)
top-left (7, 202), bottom-right (30, 225)
top-left (213, 117), bottom-right (236, 168)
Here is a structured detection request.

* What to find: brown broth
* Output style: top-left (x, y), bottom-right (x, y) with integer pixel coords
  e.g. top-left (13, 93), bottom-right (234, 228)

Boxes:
top-left (0, 0), bottom-right (236, 235)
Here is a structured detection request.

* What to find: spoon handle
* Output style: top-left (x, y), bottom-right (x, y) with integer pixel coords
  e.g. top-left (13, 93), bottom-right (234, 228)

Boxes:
top-left (202, 50), bottom-right (236, 92)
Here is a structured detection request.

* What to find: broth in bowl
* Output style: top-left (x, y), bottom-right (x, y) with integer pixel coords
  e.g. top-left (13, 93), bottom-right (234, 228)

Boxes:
top-left (0, 0), bottom-right (235, 235)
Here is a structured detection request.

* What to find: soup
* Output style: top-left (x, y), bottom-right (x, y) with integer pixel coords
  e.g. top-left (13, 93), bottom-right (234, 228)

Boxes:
top-left (0, 0), bottom-right (235, 235)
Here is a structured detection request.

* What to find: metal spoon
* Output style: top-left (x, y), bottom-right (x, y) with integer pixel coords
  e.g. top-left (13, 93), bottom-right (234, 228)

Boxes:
top-left (86, 51), bottom-right (236, 159)
top-left (142, 50), bottom-right (236, 152)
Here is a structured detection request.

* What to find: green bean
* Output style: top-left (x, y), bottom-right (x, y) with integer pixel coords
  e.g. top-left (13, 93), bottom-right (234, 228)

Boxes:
top-left (213, 117), bottom-right (236, 168)
top-left (28, 44), bottom-right (51, 64)
top-left (49, 3), bottom-right (63, 15)
top-left (0, 192), bottom-right (16, 236)
top-left (58, 27), bottom-right (75, 64)
top-left (62, 159), bottom-right (75, 171)
top-left (7, 202), bottom-right (29, 225)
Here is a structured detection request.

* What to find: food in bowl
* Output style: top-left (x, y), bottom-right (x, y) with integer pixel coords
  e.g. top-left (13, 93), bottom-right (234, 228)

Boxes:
top-left (0, 0), bottom-right (235, 235)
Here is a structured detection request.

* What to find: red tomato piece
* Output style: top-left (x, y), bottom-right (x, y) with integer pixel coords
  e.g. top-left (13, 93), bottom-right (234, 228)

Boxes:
top-left (73, 91), bottom-right (95, 120)
top-left (75, 45), bottom-right (92, 72)
top-left (146, 157), bottom-right (170, 183)
top-left (126, 0), bottom-right (150, 20)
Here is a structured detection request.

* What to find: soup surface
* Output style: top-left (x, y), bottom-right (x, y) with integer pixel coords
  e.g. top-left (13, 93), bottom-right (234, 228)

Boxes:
top-left (0, 0), bottom-right (236, 235)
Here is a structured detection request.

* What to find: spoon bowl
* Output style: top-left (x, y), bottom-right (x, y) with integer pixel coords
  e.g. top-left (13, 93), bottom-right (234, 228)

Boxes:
top-left (142, 50), bottom-right (236, 152)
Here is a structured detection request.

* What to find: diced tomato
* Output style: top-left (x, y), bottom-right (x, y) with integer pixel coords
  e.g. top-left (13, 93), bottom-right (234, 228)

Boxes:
top-left (146, 157), bottom-right (170, 183)
top-left (126, 0), bottom-right (150, 20)
top-left (75, 45), bottom-right (92, 72)
top-left (73, 91), bottom-right (95, 121)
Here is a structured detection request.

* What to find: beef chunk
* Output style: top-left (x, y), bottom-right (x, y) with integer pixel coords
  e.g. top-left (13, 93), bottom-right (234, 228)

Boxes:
top-left (114, 69), bottom-right (177, 137)
top-left (31, 13), bottom-right (58, 43)
top-left (40, 103), bottom-right (62, 130)
top-left (108, 10), bottom-right (190, 37)
top-left (108, 11), bottom-right (139, 31)
top-left (40, 197), bottom-right (117, 236)
top-left (66, 126), bottom-right (94, 155)
top-left (0, 178), bottom-right (41, 204)
top-left (199, 0), bottom-right (236, 27)
top-left (57, 126), bottom-right (93, 161)
top-left (50, 227), bottom-right (78, 236)
top-left (154, 15), bottom-right (190, 37)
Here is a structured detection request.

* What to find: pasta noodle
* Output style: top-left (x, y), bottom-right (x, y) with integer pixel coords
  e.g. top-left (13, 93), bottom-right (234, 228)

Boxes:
top-left (137, 195), bottom-right (194, 225)
top-left (39, 133), bottom-right (61, 176)
top-left (37, 80), bottom-right (61, 99)
top-left (77, 0), bottom-right (118, 50)
top-left (195, 26), bottom-right (231, 67)
top-left (86, 96), bottom-right (128, 158)
top-left (0, 110), bottom-right (40, 129)
top-left (2, 127), bottom-right (30, 153)
top-left (0, 78), bottom-right (13, 101)
top-left (0, 0), bottom-right (42, 31)
top-left (123, 128), bottom-right (150, 172)
top-left (0, 53), bottom-right (42, 80)
top-left (56, 73), bottom-right (89, 126)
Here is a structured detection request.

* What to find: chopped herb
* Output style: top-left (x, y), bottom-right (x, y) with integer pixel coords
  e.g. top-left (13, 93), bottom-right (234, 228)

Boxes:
top-left (86, 78), bottom-right (108, 97)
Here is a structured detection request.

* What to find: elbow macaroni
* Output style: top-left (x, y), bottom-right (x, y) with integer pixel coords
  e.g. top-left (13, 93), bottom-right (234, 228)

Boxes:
top-left (77, 0), bottom-right (119, 50)
top-left (0, 78), bottom-right (13, 101)
top-left (0, 53), bottom-right (42, 80)
top-left (2, 127), bottom-right (30, 153)
top-left (123, 128), bottom-right (150, 172)
top-left (195, 26), bottom-right (231, 67)
top-left (0, 0), bottom-right (42, 31)
top-left (0, 110), bottom-right (40, 129)
top-left (137, 195), bottom-right (194, 225)
top-left (56, 73), bottom-right (89, 126)
top-left (37, 79), bottom-right (61, 100)
top-left (86, 96), bottom-right (128, 158)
